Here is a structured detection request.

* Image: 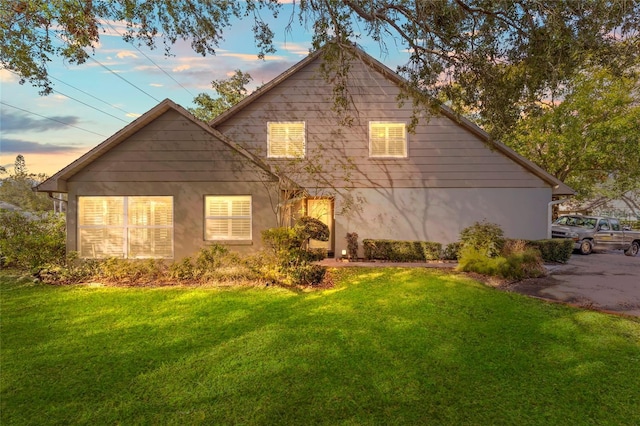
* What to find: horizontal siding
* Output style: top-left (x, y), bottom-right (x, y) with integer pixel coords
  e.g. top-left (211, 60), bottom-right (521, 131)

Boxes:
top-left (215, 56), bottom-right (546, 189)
top-left (71, 171), bottom-right (270, 182)
top-left (71, 110), bottom-right (273, 184)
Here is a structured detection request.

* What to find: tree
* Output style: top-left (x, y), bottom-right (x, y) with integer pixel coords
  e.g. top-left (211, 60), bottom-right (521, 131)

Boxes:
top-left (2, 1), bottom-right (638, 133)
top-left (503, 67), bottom-right (640, 201)
top-left (189, 70), bottom-right (253, 122)
top-left (0, 155), bottom-right (53, 212)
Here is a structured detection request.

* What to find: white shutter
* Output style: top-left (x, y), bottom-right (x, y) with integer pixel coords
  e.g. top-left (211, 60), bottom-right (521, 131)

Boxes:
top-left (369, 122), bottom-right (407, 157)
top-left (268, 122), bottom-right (305, 158)
top-left (205, 196), bottom-right (252, 240)
top-left (79, 197), bottom-right (123, 226)
top-left (78, 196), bottom-right (173, 259)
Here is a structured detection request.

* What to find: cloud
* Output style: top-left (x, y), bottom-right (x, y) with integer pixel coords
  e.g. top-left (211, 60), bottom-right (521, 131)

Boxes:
top-left (218, 52), bottom-right (287, 61)
top-left (0, 111), bottom-right (81, 133)
top-left (172, 64), bottom-right (192, 72)
top-left (0, 69), bottom-right (18, 83)
top-left (126, 112), bottom-right (142, 118)
top-left (149, 83), bottom-right (164, 87)
top-left (0, 138), bottom-right (85, 154)
top-left (116, 50), bottom-right (138, 59)
top-left (278, 42), bottom-right (311, 56)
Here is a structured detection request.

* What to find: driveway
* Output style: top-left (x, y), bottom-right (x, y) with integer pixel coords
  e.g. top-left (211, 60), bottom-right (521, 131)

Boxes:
top-left (507, 251), bottom-right (640, 317)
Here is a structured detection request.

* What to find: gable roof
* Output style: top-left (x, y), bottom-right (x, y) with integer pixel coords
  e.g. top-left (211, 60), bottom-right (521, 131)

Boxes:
top-left (211, 44), bottom-right (574, 196)
top-left (36, 99), bottom-right (279, 193)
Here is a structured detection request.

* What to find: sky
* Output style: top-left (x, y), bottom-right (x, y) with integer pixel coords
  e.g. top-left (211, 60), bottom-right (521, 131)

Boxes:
top-left (0, 3), bottom-right (409, 177)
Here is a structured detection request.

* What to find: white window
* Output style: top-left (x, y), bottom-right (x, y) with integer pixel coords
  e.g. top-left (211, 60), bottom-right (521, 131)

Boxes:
top-left (205, 196), bottom-right (252, 240)
top-left (268, 121), bottom-right (305, 158)
top-left (369, 122), bottom-right (407, 157)
top-left (78, 196), bottom-right (173, 259)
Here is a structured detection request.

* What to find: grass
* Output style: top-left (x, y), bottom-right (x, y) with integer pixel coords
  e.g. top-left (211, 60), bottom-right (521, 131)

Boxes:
top-left (1, 268), bottom-right (639, 425)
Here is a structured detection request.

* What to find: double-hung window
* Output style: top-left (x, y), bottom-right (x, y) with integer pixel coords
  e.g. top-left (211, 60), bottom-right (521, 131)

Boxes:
top-left (205, 196), bottom-right (252, 240)
top-left (268, 121), bottom-right (305, 158)
top-left (78, 196), bottom-right (173, 259)
top-left (369, 122), bottom-right (407, 158)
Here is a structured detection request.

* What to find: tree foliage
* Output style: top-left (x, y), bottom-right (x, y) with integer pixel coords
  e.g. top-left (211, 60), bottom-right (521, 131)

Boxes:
top-left (503, 68), bottom-right (640, 201)
top-left (2, 0), bottom-right (638, 132)
top-left (189, 70), bottom-right (253, 122)
top-left (0, 155), bottom-right (53, 212)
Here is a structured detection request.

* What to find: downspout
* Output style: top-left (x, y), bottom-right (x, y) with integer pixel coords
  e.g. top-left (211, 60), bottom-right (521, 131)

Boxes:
top-left (548, 199), bottom-right (567, 239)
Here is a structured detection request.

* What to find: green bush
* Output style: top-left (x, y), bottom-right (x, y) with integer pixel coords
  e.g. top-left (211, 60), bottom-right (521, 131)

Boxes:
top-left (295, 216), bottom-right (330, 245)
top-left (459, 221), bottom-right (505, 258)
top-left (261, 227), bottom-right (327, 286)
top-left (37, 252), bottom-right (101, 284)
top-left (442, 242), bottom-right (462, 260)
top-left (262, 227), bottom-right (300, 253)
top-left (457, 245), bottom-right (545, 280)
top-left (363, 239), bottom-right (442, 261)
top-left (0, 211), bottom-right (66, 270)
top-left (346, 232), bottom-right (358, 260)
top-left (524, 239), bottom-right (573, 263)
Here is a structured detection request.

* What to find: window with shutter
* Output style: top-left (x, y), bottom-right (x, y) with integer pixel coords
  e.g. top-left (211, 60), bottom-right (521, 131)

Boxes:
top-left (205, 196), bottom-right (252, 240)
top-left (268, 122), bottom-right (305, 158)
top-left (78, 196), bottom-right (173, 259)
top-left (369, 122), bottom-right (407, 158)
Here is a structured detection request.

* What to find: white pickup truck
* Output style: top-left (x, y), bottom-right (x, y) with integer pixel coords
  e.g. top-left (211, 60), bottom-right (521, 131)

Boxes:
top-left (551, 215), bottom-right (640, 256)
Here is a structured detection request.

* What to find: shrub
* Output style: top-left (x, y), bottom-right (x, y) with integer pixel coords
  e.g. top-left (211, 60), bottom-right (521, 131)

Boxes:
top-left (346, 232), bottom-right (358, 260)
top-left (0, 211), bottom-right (66, 270)
top-left (97, 258), bottom-right (165, 283)
top-left (260, 226), bottom-right (327, 286)
top-left (262, 227), bottom-right (300, 253)
top-left (524, 239), bottom-right (573, 263)
top-left (288, 263), bottom-right (327, 286)
top-left (459, 221), bottom-right (505, 258)
top-left (442, 242), bottom-right (462, 260)
top-left (457, 244), bottom-right (545, 280)
top-left (37, 252), bottom-right (101, 284)
top-left (363, 239), bottom-right (442, 262)
top-left (295, 216), bottom-right (330, 246)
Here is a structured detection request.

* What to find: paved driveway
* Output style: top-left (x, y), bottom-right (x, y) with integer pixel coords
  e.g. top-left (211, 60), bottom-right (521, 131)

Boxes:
top-left (512, 251), bottom-right (640, 317)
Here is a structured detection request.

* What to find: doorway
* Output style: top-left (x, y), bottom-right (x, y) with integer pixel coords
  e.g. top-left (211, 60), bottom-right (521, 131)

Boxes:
top-left (305, 198), bottom-right (334, 254)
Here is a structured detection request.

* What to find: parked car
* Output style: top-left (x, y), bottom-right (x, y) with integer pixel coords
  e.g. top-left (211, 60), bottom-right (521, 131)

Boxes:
top-left (551, 215), bottom-right (640, 256)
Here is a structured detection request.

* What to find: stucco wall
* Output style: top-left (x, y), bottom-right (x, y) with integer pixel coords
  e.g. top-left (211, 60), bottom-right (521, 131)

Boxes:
top-left (332, 187), bottom-right (552, 258)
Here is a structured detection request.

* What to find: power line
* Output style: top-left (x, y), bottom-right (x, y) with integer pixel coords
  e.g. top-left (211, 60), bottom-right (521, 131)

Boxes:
top-left (101, 19), bottom-right (196, 98)
top-left (52, 88), bottom-right (129, 123)
top-left (85, 55), bottom-right (162, 102)
top-left (48, 75), bottom-right (136, 117)
top-left (0, 101), bottom-right (108, 137)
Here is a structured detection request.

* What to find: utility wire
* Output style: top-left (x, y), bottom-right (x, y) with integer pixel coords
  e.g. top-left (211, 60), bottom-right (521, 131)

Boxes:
top-left (101, 19), bottom-right (196, 98)
top-left (51, 88), bottom-right (129, 123)
top-left (0, 101), bottom-right (108, 137)
top-left (85, 55), bottom-right (161, 102)
top-left (48, 75), bottom-right (136, 117)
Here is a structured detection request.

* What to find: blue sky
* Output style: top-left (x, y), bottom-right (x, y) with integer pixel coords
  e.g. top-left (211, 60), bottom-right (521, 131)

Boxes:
top-left (0, 4), bottom-right (409, 176)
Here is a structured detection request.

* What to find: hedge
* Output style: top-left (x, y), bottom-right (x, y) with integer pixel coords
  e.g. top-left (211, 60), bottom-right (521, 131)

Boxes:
top-left (363, 239), bottom-right (442, 262)
top-left (524, 238), bottom-right (574, 263)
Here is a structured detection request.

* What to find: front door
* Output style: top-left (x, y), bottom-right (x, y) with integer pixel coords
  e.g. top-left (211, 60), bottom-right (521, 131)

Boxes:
top-left (306, 198), bottom-right (334, 253)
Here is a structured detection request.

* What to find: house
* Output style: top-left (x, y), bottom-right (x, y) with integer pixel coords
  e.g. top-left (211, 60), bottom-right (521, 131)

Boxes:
top-left (37, 45), bottom-right (574, 260)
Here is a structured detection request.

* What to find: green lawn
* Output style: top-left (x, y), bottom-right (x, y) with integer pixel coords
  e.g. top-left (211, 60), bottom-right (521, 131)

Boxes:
top-left (1, 268), bottom-right (639, 425)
